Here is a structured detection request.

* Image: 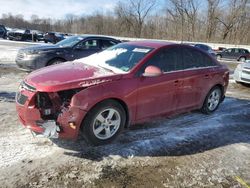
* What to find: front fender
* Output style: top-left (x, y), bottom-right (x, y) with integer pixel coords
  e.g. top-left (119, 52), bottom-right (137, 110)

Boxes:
top-left (70, 79), bottom-right (138, 123)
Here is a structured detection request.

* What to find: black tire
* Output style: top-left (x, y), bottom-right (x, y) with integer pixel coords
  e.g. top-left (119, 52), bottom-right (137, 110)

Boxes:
top-left (82, 100), bottom-right (126, 145)
top-left (239, 57), bottom-right (246, 62)
top-left (47, 58), bottom-right (65, 66)
top-left (201, 86), bottom-right (222, 114)
top-left (216, 55), bottom-right (222, 60)
top-left (44, 40), bottom-right (48, 43)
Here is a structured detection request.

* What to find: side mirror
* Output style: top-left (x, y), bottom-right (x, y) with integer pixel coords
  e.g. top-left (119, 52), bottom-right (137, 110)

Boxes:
top-left (142, 65), bottom-right (162, 77)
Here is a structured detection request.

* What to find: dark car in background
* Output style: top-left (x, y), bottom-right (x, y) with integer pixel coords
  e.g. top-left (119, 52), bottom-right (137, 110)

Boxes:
top-left (7, 29), bottom-right (43, 42)
top-left (0, 25), bottom-right (7, 38)
top-left (16, 35), bottom-right (121, 71)
top-left (7, 29), bottom-right (33, 41)
top-left (183, 43), bottom-right (216, 56)
top-left (194, 44), bottom-right (216, 56)
top-left (216, 48), bottom-right (250, 62)
top-left (33, 30), bottom-right (45, 41)
top-left (44, 32), bottom-right (65, 44)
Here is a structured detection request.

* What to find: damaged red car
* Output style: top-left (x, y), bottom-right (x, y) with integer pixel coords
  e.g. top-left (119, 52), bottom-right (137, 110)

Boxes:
top-left (16, 41), bottom-right (229, 145)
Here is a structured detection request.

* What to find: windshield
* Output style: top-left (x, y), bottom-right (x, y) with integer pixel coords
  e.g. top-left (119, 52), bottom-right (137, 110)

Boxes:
top-left (78, 43), bottom-right (154, 73)
top-left (55, 36), bottom-right (84, 48)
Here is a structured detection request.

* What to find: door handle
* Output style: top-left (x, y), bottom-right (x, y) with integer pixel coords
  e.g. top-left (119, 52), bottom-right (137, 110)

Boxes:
top-left (174, 80), bottom-right (179, 86)
top-left (204, 74), bottom-right (210, 79)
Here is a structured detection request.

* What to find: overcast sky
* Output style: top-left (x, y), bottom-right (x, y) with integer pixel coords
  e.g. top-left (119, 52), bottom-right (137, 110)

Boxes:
top-left (0, 0), bottom-right (120, 20)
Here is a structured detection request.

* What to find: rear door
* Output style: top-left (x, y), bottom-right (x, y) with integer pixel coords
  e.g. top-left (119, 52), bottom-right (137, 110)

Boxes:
top-left (177, 47), bottom-right (220, 110)
top-left (100, 39), bottom-right (119, 50)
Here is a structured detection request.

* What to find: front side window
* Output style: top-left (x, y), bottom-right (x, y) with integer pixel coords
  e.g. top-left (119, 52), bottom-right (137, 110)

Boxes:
top-left (56, 36), bottom-right (84, 47)
top-left (141, 48), bottom-right (182, 73)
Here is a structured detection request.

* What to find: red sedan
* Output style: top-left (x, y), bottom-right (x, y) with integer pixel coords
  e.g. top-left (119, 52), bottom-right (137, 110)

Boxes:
top-left (16, 41), bottom-right (229, 145)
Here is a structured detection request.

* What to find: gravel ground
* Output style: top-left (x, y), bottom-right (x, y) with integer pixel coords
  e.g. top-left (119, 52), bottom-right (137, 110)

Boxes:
top-left (0, 40), bottom-right (250, 188)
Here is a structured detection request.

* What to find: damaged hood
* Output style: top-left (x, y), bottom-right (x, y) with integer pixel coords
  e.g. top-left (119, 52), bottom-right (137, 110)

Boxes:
top-left (25, 62), bottom-right (122, 92)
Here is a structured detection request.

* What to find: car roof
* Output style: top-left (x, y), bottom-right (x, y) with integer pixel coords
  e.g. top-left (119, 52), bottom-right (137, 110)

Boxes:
top-left (77, 34), bottom-right (120, 41)
top-left (227, 47), bottom-right (248, 50)
top-left (124, 40), bottom-right (175, 48)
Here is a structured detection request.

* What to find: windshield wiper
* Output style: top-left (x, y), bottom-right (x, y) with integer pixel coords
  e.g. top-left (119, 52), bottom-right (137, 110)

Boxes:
top-left (97, 64), bottom-right (115, 73)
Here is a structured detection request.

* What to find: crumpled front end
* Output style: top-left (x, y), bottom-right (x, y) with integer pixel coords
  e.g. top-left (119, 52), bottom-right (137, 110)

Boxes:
top-left (16, 81), bottom-right (86, 139)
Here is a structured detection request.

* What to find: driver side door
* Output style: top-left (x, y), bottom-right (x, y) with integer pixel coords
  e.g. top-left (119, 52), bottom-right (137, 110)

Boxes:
top-left (135, 47), bottom-right (182, 120)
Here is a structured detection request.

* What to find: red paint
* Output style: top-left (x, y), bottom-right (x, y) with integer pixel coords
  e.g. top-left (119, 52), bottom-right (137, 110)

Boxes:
top-left (16, 41), bottom-right (229, 140)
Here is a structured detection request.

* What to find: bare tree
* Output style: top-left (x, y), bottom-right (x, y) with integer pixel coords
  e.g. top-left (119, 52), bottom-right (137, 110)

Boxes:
top-left (166, 0), bottom-right (200, 41)
top-left (1, 0), bottom-right (250, 44)
top-left (216, 0), bottom-right (248, 41)
top-left (206, 0), bottom-right (220, 41)
top-left (115, 0), bottom-right (156, 37)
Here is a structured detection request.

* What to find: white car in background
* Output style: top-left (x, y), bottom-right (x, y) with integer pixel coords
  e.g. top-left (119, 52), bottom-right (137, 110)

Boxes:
top-left (234, 60), bottom-right (250, 84)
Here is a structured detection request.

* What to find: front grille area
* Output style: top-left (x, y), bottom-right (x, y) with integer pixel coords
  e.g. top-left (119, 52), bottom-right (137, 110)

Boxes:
top-left (241, 77), bottom-right (250, 83)
top-left (16, 51), bottom-right (25, 61)
top-left (16, 92), bottom-right (28, 105)
top-left (242, 70), bottom-right (250, 75)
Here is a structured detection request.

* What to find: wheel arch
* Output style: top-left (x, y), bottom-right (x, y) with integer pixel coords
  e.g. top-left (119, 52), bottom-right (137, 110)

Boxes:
top-left (46, 57), bottom-right (66, 66)
top-left (202, 84), bottom-right (224, 106)
top-left (81, 97), bottom-right (130, 129)
top-left (237, 56), bottom-right (246, 61)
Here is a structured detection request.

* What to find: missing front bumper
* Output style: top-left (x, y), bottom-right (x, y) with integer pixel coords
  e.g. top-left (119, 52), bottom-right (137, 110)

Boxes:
top-left (34, 120), bottom-right (61, 138)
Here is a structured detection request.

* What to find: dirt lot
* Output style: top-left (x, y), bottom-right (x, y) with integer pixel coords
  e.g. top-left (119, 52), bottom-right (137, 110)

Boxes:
top-left (0, 40), bottom-right (250, 188)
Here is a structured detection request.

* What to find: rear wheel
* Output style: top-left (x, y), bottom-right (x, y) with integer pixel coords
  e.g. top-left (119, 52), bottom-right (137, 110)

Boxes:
top-left (82, 100), bottom-right (126, 145)
top-left (239, 57), bottom-right (246, 62)
top-left (201, 86), bottom-right (222, 114)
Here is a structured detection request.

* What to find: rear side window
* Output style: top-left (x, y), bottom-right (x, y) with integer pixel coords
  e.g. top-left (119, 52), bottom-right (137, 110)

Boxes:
top-left (101, 40), bottom-right (117, 49)
top-left (240, 49), bottom-right (249, 54)
top-left (77, 39), bottom-right (99, 50)
top-left (183, 48), bottom-right (217, 68)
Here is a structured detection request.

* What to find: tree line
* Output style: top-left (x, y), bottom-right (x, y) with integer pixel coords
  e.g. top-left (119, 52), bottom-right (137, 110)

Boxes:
top-left (0, 0), bottom-right (249, 44)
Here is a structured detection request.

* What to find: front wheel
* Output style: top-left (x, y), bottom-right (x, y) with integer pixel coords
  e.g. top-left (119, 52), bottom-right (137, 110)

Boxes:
top-left (82, 100), bottom-right (126, 145)
top-left (47, 59), bottom-right (65, 66)
top-left (216, 55), bottom-right (222, 60)
top-left (201, 86), bottom-right (222, 114)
